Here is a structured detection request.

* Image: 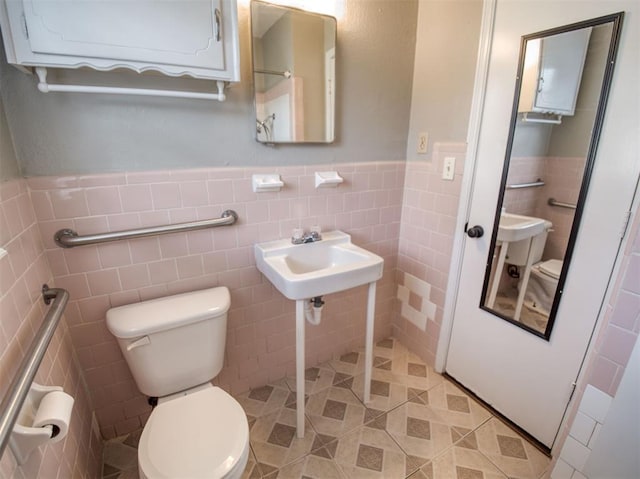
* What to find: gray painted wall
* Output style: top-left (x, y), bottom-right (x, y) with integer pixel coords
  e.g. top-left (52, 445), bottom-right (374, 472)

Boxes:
top-left (406, 0), bottom-right (482, 159)
top-left (0, 0), bottom-right (418, 177)
top-left (0, 95), bottom-right (19, 181)
top-left (548, 23), bottom-right (613, 158)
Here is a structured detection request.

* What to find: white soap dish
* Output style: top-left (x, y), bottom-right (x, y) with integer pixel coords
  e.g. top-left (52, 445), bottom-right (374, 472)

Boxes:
top-left (314, 171), bottom-right (344, 188)
top-left (252, 174), bottom-right (284, 193)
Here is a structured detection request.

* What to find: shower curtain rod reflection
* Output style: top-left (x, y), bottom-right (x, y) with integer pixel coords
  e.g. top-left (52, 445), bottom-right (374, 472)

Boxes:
top-left (254, 69), bottom-right (292, 78)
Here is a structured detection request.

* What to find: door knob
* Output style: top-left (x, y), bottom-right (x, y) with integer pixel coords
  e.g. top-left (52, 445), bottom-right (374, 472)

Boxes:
top-left (467, 225), bottom-right (484, 238)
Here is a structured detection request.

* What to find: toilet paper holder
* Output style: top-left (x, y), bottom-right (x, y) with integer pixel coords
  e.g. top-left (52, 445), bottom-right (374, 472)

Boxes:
top-left (10, 382), bottom-right (73, 464)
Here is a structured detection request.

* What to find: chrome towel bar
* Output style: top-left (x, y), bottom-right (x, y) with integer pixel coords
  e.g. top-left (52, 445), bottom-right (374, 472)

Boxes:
top-left (506, 179), bottom-right (545, 189)
top-left (0, 286), bottom-right (69, 458)
top-left (548, 198), bottom-right (577, 210)
top-left (54, 210), bottom-right (238, 248)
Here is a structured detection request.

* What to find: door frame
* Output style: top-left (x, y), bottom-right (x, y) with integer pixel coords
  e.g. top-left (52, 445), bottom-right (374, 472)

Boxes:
top-left (435, 0), bottom-right (496, 372)
top-left (436, 0), bottom-right (638, 455)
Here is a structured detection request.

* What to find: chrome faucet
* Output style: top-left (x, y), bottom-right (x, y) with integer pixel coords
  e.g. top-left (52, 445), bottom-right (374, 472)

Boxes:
top-left (291, 228), bottom-right (322, 244)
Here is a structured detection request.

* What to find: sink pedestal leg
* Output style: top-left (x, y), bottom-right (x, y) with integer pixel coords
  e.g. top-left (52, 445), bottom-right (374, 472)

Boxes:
top-left (487, 241), bottom-right (508, 308)
top-left (295, 299), bottom-right (305, 438)
top-left (363, 282), bottom-right (376, 404)
top-left (294, 282), bottom-right (377, 437)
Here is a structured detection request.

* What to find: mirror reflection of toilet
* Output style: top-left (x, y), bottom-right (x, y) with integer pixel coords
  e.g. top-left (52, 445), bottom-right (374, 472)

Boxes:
top-left (525, 258), bottom-right (563, 316)
top-left (106, 287), bottom-right (249, 479)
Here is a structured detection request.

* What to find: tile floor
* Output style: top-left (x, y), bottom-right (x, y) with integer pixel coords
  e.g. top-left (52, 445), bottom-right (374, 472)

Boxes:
top-left (493, 291), bottom-right (549, 335)
top-left (102, 338), bottom-right (550, 478)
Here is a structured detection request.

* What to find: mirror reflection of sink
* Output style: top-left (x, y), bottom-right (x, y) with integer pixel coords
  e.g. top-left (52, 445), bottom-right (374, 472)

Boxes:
top-left (498, 212), bottom-right (551, 243)
top-left (254, 231), bottom-right (384, 300)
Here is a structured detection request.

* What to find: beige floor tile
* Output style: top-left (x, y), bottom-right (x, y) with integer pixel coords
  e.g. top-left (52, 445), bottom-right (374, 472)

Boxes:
top-left (285, 362), bottom-right (351, 395)
top-left (350, 367), bottom-right (411, 413)
top-left (385, 400), bottom-right (460, 461)
top-left (422, 380), bottom-right (492, 432)
top-left (236, 379), bottom-right (293, 418)
top-left (388, 349), bottom-right (445, 392)
top-left (268, 453), bottom-right (346, 479)
top-left (332, 425), bottom-right (418, 478)
top-left (250, 406), bottom-right (321, 471)
top-left (367, 337), bottom-right (410, 363)
top-left (419, 445), bottom-right (509, 479)
top-left (102, 441), bottom-right (138, 471)
top-left (306, 384), bottom-right (370, 440)
top-left (468, 418), bottom-right (550, 479)
top-left (241, 447), bottom-right (262, 479)
top-left (329, 350), bottom-right (387, 376)
top-left (100, 337), bottom-right (552, 479)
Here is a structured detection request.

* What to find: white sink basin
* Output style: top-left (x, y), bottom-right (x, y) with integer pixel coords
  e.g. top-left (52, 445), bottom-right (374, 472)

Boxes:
top-left (254, 231), bottom-right (384, 300)
top-left (498, 212), bottom-right (551, 243)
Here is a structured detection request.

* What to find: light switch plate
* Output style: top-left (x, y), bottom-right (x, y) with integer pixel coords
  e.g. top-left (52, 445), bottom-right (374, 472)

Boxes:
top-left (417, 132), bottom-right (428, 154)
top-left (442, 157), bottom-right (455, 180)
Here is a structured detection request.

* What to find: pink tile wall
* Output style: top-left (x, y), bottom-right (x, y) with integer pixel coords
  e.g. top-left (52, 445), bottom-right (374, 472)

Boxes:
top-left (550, 197), bottom-right (640, 465)
top-left (536, 156), bottom-right (586, 261)
top-left (503, 156), bottom-right (546, 215)
top-left (0, 179), bottom-right (102, 478)
top-left (29, 162), bottom-right (405, 439)
top-left (394, 143), bottom-right (467, 366)
top-left (585, 208), bottom-right (640, 396)
top-left (503, 155), bottom-right (586, 262)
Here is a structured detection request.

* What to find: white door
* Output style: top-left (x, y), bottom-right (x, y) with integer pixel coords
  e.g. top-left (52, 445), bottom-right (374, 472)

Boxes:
top-left (446, 0), bottom-right (638, 448)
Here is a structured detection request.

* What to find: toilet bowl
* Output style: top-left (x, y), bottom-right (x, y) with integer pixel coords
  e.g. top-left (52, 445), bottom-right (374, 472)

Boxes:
top-left (138, 385), bottom-right (249, 479)
top-left (524, 259), bottom-right (562, 315)
top-left (106, 287), bottom-right (249, 479)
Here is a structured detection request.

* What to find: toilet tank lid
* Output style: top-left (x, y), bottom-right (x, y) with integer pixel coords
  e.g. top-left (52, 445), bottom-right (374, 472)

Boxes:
top-left (106, 287), bottom-right (230, 339)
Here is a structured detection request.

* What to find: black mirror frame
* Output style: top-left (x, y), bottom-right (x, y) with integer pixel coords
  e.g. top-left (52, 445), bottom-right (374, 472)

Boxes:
top-left (479, 12), bottom-right (625, 340)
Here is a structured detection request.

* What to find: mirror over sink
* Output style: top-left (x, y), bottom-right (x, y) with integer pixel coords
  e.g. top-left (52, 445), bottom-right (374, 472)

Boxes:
top-left (480, 13), bottom-right (624, 340)
top-left (251, 0), bottom-right (336, 144)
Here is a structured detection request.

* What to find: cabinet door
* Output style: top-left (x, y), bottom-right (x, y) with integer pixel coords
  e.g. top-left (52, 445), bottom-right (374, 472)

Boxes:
top-left (23, 0), bottom-right (224, 69)
top-left (1, 0), bottom-right (239, 80)
top-left (534, 28), bottom-right (591, 114)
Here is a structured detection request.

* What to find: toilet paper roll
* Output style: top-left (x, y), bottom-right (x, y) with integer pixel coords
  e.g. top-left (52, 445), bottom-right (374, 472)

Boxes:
top-left (32, 391), bottom-right (74, 443)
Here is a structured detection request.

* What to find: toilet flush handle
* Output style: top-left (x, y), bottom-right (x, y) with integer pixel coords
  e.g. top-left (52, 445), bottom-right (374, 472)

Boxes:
top-left (127, 336), bottom-right (151, 351)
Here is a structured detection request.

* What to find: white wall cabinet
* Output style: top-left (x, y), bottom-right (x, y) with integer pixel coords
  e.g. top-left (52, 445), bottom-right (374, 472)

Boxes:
top-left (0, 0), bottom-right (239, 82)
top-left (518, 28), bottom-right (591, 116)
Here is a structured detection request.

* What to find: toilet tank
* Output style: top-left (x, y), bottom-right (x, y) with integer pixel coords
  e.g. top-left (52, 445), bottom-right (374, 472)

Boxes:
top-left (106, 287), bottom-right (230, 398)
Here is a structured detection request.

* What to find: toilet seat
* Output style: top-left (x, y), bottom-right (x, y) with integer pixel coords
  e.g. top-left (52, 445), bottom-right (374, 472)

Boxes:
top-left (538, 259), bottom-right (562, 279)
top-left (138, 386), bottom-right (249, 479)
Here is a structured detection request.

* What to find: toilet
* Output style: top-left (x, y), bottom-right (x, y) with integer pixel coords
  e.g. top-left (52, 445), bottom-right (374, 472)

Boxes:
top-left (106, 287), bottom-right (249, 479)
top-left (524, 258), bottom-right (563, 316)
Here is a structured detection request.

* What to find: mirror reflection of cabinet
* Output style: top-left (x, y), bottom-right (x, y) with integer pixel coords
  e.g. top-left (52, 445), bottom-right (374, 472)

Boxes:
top-left (518, 28), bottom-right (591, 117)
top-left (251, 1), bottom-right (336, 144)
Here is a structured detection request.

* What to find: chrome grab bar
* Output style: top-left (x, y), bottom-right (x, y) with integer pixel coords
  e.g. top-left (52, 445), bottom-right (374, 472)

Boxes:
top-left (0, 286), bottom-right (69, 458)
top-left (548, 198), bottom-right (577, 210)
top-left (54, 209), bottom-right (238, 248)
top-left (506, 179), bottom-right (545, 189)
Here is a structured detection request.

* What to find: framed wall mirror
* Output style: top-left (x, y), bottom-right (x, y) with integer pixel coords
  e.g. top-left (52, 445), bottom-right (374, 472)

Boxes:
top-left (480, 12), bottom-right (624, 340)
top-left (251, 0), bottom-right (336, 144)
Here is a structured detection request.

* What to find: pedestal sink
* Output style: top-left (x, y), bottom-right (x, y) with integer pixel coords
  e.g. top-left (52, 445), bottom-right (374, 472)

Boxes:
top-left (255, 231), bottom-right (383, 437)
top-left (498, 212), bottom-right (549, 243)
top-left (255, 231), bottom-right (383, 300)
top-left (488, 213), bottom-right (552, 321)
